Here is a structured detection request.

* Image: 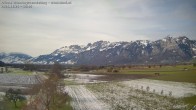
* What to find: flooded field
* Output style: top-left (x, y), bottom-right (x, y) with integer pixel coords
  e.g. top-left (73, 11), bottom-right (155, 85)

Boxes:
top-left (122, 79), bottom-right (196, 98)
top-left (0, 73), bottom-right (42, 92)
top-left (0, 74), bottom-right (40, 85)
top-left (64, 73), bottom-right (196, 110)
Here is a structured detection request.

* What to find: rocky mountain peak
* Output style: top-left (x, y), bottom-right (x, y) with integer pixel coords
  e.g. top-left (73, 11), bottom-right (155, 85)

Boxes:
top-left (1, 36), bottom-right (195, 65)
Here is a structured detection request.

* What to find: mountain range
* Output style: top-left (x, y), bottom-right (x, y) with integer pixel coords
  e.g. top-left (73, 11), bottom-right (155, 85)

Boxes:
top-left (0, 52), bottom-right (32, 64)
top-left (0, 36), bottom-right (196, 65)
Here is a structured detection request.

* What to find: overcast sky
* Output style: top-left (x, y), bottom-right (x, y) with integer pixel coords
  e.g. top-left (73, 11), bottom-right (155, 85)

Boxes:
top-left (0, 0), bottom-right (196, 57)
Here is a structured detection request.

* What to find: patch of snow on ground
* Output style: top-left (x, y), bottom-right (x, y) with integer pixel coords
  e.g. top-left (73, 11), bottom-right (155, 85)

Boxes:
top-left (122, 79), bottom-right (196, 98)
top-left (0, 74), bottom-right (40, 85)
top-left (65, 85), bottom-right (109, 110)
top-left (0, 92), bottom-right (5, 96)
top-left (65, 74), bottom-right (105, 84)
top-left (87, 82), bottom-right (188, 110)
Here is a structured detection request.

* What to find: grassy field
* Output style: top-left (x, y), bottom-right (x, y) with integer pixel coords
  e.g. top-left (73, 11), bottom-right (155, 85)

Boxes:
top-left (182, 95), bottom-right (196, 107)
top-left (64, 80), bottom-right (79, 85)
top-left (8, 68), bottom-right (33, 75)
top-left (0, 100), bottom-right (26, 110)
top-left (0, 94), bottom-right (73, 110)
top-left (148, 70), bottom-right (196, 83)
top-left (120, 65), bottom-right (196, 83)
top-left (7, 68), bottom-right (46, 75)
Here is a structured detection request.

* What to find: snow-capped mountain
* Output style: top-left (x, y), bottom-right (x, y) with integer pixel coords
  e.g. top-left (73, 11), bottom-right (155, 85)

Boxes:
top-left (0, 52), bottom-right (32, 64)
top-left (30, 36), bottom-right (196, 65)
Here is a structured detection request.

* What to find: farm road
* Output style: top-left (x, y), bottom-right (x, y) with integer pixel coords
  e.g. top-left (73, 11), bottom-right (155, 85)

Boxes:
top-left (65, 85), bottom-right (109, 110)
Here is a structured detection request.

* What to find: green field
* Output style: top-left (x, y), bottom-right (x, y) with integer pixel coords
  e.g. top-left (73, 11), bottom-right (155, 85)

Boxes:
top-left (0, 99), bottom-right (26, 110)
top-left (8, 68), bottom-right (34, 75)
top-left (182, 95), bottom-right (196, 107)
top-left (148, 70), bottom-right (196, 83)
top-left (120, 65), bottom-right (196, 83)
top-left (7, 68), bottom-right (45, 75)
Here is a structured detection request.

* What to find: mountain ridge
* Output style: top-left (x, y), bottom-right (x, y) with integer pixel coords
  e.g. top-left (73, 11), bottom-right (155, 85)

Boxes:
top-left (30, 36), bottom-right (196, 65)
top-left (0, 52), bottom-right (32, 64)
top-left (1, 36), bottom-right (196, 65)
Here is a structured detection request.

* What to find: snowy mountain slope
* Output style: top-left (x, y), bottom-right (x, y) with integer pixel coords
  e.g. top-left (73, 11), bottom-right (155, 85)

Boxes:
top-left (0, 52), bottom-right (32, 64)
top-left (30, 36), bottom-right (196, 65)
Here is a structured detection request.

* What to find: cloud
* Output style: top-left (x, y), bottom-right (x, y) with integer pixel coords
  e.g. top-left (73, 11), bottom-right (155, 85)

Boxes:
top-left (0, 0), bottom-right (196, 56)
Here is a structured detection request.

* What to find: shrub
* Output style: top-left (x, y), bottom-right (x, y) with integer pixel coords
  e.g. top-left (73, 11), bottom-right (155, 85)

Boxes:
top-left (141, 86), bottom-right (143, 90)
top-left (5, 88), bottom-right (26, 108)
top-left (169, 91), bottom-right (172, 96)
top-left (193, 63), bottom-right (196, 67)
top-left (146, 86), bottom-right (150, 92)
top-left (161, 90), bottom-right (164, 95)
top-left (107, 67), bottom-right (113, 72)
top-left (113, 69), bottom-right (119, 73)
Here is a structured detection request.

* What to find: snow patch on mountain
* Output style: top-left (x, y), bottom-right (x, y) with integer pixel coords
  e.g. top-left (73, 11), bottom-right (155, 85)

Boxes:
top-left (1, 36), bottom-right (195, 65)
top-left (61, 60), bottom-right (76, 64)
top-left (54, 45), bottom-right (85, 54)
top-left (0, 52), bottom-right (32, 64)
top-left (140, 40), bottom-right (149, 46)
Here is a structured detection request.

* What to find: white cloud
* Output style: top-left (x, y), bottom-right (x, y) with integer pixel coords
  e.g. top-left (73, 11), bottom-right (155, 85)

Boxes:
top-left (0, 0), bottom-right (196, 56)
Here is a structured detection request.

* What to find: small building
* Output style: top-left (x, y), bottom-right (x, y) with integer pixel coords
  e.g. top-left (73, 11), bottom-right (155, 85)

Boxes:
top-left (0, 67), bottom-right (8, 73)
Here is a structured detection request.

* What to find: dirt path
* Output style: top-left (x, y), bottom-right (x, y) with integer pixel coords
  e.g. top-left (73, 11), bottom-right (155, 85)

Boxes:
top-left (65, 85), bottom-right (109, 110)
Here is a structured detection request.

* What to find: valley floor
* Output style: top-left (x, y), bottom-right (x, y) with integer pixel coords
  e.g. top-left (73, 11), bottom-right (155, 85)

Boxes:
top-left (64, 75), bottom-right (196, 110)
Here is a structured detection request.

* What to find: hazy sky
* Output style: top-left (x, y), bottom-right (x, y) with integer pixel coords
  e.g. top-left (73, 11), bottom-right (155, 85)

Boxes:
top-left (0, 0), bottom-right (196, 57)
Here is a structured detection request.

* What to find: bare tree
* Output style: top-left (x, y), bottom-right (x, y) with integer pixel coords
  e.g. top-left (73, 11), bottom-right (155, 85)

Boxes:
top-left (24, 75), bottom-right (69, 110)
top-left (50, 62), bottom-right (63, 78)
